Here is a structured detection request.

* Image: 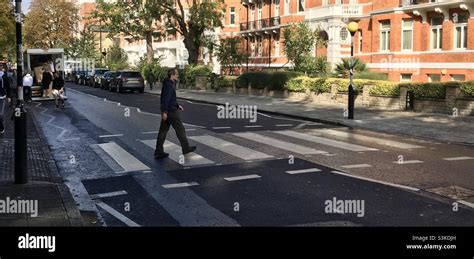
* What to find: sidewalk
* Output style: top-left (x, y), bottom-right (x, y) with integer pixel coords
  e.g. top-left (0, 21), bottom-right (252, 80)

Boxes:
top-left (145, 88), bottom-right (474, 145)
top-left (0, 103), bottom-right (83, 226)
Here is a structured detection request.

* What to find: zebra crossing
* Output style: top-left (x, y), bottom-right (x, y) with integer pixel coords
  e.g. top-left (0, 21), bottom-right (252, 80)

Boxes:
top-left (89, 128), bottom-right (441, 174)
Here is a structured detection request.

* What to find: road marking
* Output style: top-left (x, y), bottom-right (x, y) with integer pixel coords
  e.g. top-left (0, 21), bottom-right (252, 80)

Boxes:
top-left (331, 171), bottom-right (420, 192)
top-left (142, 131), bottom-right (158, 134)
top-left (189, 135), bottom-right (272, 160)
top-left (97, 142), bottom-right (150, 173)
top-left (141, 139), bottom-right (214, 167)
top-left (275, 124), bottom-right (294, 127)
top-left (257, 112), bottom-right (272, 118)
top-left (233, 132), bottom-right (327, 155)
top-left (443, 156), bottom-right (474, 161)
top-left (341, 164), bottom-right (372, 169)
top-left (314, 129), bottom-right (424, 149)
top-left (244, 125), bottom-right (263, 128)
top-left (286, 168), bottom-right (322, 174)
top-left (275, 130), bottom-right (378, 152)
top-left (224, 174), bottom-right (261, 181)
top-left (183, 123), bottom-right (206, 129)
top-left (95, 201), bottom-right (140, 227)
top-left (162, 182), bottom-right (199, 189)
top-left (212, 126), bottom-right (232, 130)
top-left (90, 190), bottom-right (128, 200)
top-left (393, 160), bottom-right (424, 165)
top-left (458, 200), bottom-right (474, 209)
top-left (186, 129), bottom-right (197, 131)
top-left (99, 134), bottom-right (124, 138)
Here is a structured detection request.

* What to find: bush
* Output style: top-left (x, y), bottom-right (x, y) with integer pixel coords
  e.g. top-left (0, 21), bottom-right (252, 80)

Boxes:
top-left (334, 58), bottom-right (367, 77)
top-left (354, 71), bottom-right (388, 81)
top-left (217, 75), bottom-right (237, 88)
top-left (183, 65), bottom-right (212, 86)
top-left (284, 76), bottom-right (312, 92)
top-left (399, 82), bottom-right (447, 99)
top-left (369, 81), bottom-right (400, 97)
top-left (329, 78), bottom-right (365, 94)
top-left (460, 81), bottom-right (474, 97)
top-left (236, 71), bottom-right (303, 90)
top-left (311, 77), bottom-right (332, 94)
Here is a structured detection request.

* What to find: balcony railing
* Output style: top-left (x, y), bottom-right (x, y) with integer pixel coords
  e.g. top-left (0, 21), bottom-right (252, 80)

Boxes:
top-left (400, 0), bottom-right (451, 6)
top-left (240, 17), bottom-right (281, 32)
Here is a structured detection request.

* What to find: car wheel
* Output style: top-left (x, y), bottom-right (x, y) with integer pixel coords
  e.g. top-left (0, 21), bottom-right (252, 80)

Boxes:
top-left (116, 85), bottom-right (121, 93)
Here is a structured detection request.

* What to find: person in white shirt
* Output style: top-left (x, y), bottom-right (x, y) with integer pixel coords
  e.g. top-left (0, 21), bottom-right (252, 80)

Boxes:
top-left (23, 72), bottom-right (33, 102)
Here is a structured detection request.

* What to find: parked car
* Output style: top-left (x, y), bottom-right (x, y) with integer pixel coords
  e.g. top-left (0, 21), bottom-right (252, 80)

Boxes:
top-left (110, 71), bottom-right (145, 93)
top-left (100, 71), bottom-right (118, 90)
top-left (89, 68), bottom-right (110, 88)
top-left (85, 71), bottom-right (93, 86)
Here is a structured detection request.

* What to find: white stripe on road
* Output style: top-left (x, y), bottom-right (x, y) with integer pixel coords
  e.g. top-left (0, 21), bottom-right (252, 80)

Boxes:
top-left (286, 168), bottom-right (322, 174)
top-left (275, 130), bottom-right (378, 152)
top-left (97, 142), bottom-right (150, 173)
top-left (458, 200), bottom-right (474, 209)
top-left (99, 134), bottom-right (124, 138)
top-left (331, 171), bottom-right (420, 192)
top-left (233, 132), bottom-right (327, 155)
top-left (183, 123), bottom-right (206, 129)
top-left (224, 174), bottom-right (261, 182)
top-left (162, 182), bottom-right (199, 189)
top-left (443, 157), bottom-right (474, 161)
top-left (315, 129), bottom-right (424, 149)
top-left (189, 135), bottom-right (273, 160)
top-left (95, 201), bottom-right (140, 227)
top-left (341, 164), bottom-right (372, 169)
top-left (90, 190), bottom-right (128, 200)
top-left (212, 126), bottom-right (232, 130)
top-left (141, 139), bottom-right (214, 167)
top-left (244, 125), bottom-right (263, 128)
top-left (393, 160), bottom-right (424, 165)
top-left (275, 124), bottom-right (294, 127)
top-left (142, 131), bottom-right (158, 134)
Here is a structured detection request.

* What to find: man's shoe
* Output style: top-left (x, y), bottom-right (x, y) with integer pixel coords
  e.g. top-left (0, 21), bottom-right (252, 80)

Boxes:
top-left (0, 129), bottom-right (5, 135)
top-left (183, 146), bottom-right (196, 155)
top-left (154, 153), bottom-right (169, 159)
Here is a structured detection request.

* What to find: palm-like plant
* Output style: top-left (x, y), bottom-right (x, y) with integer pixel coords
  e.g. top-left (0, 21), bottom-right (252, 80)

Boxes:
top-left (335, 58), bottom-right (367, 77)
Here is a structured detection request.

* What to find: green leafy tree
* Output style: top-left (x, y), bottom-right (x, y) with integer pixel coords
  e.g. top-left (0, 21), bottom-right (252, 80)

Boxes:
top-left (0, 0), bottom-right (15, 60)
top-left (283, 22), bottom-right (327, 73)
top-left (335, 58), bottom-right (367, 78)
top-left (159, 0), bottom-right (225, 65)
top-left (106, 43), bottom-right (129, 71)
top-left (92, 0), bottom-right (165, 64)
top-left (24, 0), bottom-right (79, 48)
top-left (216, 37), bottom-right (249, 75)
top-left (65, 27), bottom-right (100, 61)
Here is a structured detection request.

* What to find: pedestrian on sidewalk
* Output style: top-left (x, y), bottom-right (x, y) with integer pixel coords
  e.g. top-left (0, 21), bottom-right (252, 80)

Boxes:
top-left (52, 72), bottom-right (65, 109)
top-left (42, 66), bottom-right (53, 98)
top-left (0, 69), bottom-right (12, 135)
top-left (23, 72), bottom-right (34, 102)
top-left (154, 68), bottom-right (196, 159)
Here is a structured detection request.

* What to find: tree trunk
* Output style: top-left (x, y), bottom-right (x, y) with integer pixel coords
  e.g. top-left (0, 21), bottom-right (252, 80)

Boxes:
top-left (183, 33), bottom-right (199, 65)
top-left (145, 32), bottom-right (154, 64)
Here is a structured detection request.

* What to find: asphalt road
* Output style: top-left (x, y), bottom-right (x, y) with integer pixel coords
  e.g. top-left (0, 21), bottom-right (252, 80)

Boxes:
top-left (28, 82), bottom-right (474, 226)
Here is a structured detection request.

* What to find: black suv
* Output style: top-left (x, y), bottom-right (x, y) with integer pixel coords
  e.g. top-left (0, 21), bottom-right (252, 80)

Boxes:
top-left (100, 71), bottom-right (118, 90)
top-left (89, 68), bottom-right (110, 88)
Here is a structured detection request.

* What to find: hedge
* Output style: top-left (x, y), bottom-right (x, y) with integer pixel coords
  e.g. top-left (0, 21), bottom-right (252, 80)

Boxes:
top-left (399, 82), bottom-right (447, 99)
top-left (182, 65), bottom-right (212, 86)
top-left (236, 71), bottom-right (303, 90)
top-left (354, 71), bottom-right (389, 81)
top-left (217, 76), bottom-right (238, 88)
top-left (369, 81), bottom-right (400, 97)
top-left (460, 81), bottom-right (474, 97)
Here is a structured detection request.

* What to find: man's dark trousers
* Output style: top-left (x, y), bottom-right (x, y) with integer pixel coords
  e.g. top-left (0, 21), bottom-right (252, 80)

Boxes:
top-left (154, 111), bottom-right (191, 155)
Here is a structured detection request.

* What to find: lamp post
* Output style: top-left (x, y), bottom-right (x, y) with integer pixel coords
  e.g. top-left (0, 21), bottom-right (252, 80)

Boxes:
top-left (347, 21), bottom-right (358, 120)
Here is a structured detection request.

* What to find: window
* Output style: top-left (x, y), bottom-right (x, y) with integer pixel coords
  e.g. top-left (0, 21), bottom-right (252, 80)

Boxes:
top-left (274, 34), bottom-right (280, 56)
top-left (358, 30), bottom-right (363, 53)
top-left (454, 14), bottom-right (468, 49)
top-left (257, 36), bottom-right (263, 57)
top-left (402, 20), bottom-right (413, 51)
top-left (230, 7), bottom-right (235, 25)
top-left (284, 0), bottom-right (290, 15)
top-left (322, 0), bottom-right (328, 6)
top-left (298, 0), bottom-right (305, 12)
top-left (250, 37), bottom-right (255, 57)
top-left (257, 3), bottom-right (262, 29)
top-left (451, 74), bottom-right (465, 81)
top-left (431, 17), bottom-right (443, 50)
top-left (380, 20), bottom-right (390, 51)
top-left (274, 0), bottom-right (280, 17)
top-left (335, 0), bottom-right (342, 4)
top-left (401, 74), bottom-right (412, 82)
top-left (340, 28), bottom-right (348, 41)
top-left (428, 74), bottom-right (441, 82)
top-left (250, 6), bottom-right (255, 29)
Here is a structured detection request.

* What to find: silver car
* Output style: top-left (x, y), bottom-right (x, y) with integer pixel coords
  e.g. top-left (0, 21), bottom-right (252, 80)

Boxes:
top-left (110, 71), bottom-right (145, 93)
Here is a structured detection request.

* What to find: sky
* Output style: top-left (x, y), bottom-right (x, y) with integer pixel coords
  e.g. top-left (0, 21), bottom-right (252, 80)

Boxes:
top-left (22, 0), bottom-right (31, 14)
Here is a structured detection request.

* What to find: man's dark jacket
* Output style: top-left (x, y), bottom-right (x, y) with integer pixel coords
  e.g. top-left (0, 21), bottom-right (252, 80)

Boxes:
top-left (160, 78), bottom-right (179, 113)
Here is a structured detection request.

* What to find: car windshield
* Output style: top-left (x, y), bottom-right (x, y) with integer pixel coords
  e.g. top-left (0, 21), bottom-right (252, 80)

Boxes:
top-left (95, 69), bottom-right (109, 75)
top-left (121, 72), bottom-right (141, 78)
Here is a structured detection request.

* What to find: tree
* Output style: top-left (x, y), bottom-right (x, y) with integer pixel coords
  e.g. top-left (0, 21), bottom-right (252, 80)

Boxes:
top-left (159, 0), bottom-right (225, 65)
top-left (335, 58), bottom-right (367, 78)
top-left (283, 22), bottom-right (327, 73)
top-left (0, 0), bottom-right (16, 60)
top-left (216, 37), bottom-right (249, 75)
top-left (106, 43), bottom-right (128, 71)
top-left (24, 0), bottom-right (79, 49)
top-left (65, 27), bottom-right (99, 60)
top-left (92, 0), bottom-right (164, 64)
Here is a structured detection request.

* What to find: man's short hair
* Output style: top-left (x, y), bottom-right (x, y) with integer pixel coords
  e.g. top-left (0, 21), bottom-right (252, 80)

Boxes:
top-left (167, 68), bottom-right (177, 78)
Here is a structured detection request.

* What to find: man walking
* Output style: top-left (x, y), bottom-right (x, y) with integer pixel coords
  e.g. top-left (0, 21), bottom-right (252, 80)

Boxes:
top-left (0, 68), bottom-right (12, 135)
top-left (154, 68), bottom-right (196, 159)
